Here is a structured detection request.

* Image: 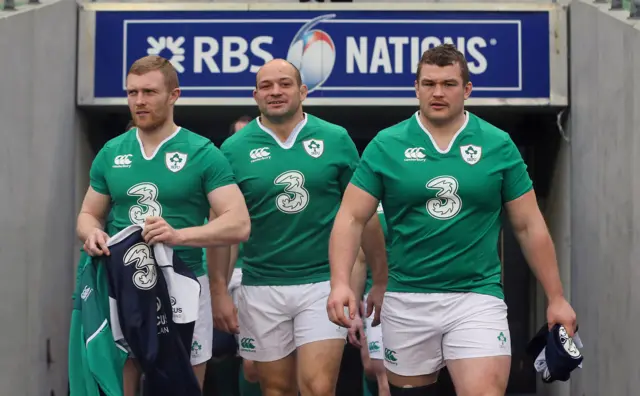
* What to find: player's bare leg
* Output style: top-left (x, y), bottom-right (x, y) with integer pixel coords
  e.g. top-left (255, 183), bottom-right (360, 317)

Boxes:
top-left (361, 350), bottom-right (389, 396)
top-left (297, 339), bottom-right (344, 396)
top-left (192, 362), bottom-right (207, 390)
top-left (123, 359), bottom-right (141, 396)
top-left (254, 353), bottom-right (297, 396)
top-left (243, 359), bottom-right (259, 383)
top-left (446, 356), bottom-right (510, 396)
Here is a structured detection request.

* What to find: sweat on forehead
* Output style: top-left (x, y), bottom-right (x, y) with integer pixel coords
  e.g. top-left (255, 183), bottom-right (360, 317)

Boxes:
top-left (255, 59), bottom-right (302, 87)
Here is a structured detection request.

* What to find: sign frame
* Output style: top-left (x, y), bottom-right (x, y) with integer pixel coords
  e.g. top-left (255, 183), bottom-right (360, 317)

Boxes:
top-left (77, 2), bottom-right (568, 107)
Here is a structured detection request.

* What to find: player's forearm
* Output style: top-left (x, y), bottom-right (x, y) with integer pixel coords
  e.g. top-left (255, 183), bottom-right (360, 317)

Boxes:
top-left (516, 222), bottom-right (565, 302)
top-left (177, 211), bottom-right (250, 248)
top-left (329, 210), bottom-right (365, 287)
top-left (207, 245), bottom-right (231, 294)
top-left (227, 244), bottom-right (240, 283)
top-left (76, 212), bottom-right (104, 242)
top-left (361, 215), bottom-right (388, 286)
top-left (350, 253), bottom-right (367, 301)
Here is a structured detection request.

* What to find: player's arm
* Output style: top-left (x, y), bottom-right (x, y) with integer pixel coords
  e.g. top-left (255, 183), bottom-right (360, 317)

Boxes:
top-left (177, 185), bottom-right (250, 247)
top-left (502, 136), bottom-right (576, 334)
top-left (330, 184), bottom-right (380, 289)
top-left (505, 191), bottom-right (564, 303)
top-left (77, 149), bottom-right (112, 256)
top-left (228, 244), bottom-right (240, 283)
top-left (360, 214), bottom-right (387, 287)
top-left (173, 143), bottom-right (251, 248)
top-left (77, 187), bottom-right (110, 242)
top-left (350, 248), bottom-right (367, 302)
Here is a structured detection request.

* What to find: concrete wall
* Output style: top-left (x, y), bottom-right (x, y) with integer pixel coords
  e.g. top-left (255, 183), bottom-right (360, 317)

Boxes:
top-left (540, 118), bottom-right (571, 396)
top-left (0, 0), bottom-right (80, 394)
top-left (570, 1), bottom-right (640, 394)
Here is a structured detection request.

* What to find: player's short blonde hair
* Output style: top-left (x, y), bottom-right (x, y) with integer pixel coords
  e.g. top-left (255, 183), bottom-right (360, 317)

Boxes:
top-left (128, 55), bottom-right (179, 91)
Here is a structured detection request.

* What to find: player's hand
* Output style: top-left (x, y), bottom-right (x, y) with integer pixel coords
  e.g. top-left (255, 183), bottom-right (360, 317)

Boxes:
top-left (84, 228), bottom-right (110, 257)
top-left (142, 216), bottom-right (182, 246)
top-left (211, 290), bottom-right (239, 334)
top-left (327, 282), bottom-right (358, 328)
top-left (547, 296), bottom-right (577, 336)
top-left (365, 283), bottom-right (385, 327)
top-left (347, 303), bottom-right (365, 348)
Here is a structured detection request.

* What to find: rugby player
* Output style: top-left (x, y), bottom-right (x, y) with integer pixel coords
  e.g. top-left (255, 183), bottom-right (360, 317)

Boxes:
top-left (327, 44), bottom-right (577, 396)
top-left (210, 59), bottom-right (386, 396)
top-left (76, 55), bottom-right (251, 394)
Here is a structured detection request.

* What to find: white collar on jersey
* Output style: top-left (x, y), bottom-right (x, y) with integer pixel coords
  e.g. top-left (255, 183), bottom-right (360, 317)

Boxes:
top-left (414, 111), bottom-right (469, 155)
top-left (256, 113), bottom-right (308, 150)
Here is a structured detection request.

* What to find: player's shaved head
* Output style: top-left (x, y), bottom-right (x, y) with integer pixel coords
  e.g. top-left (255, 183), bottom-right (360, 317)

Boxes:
top-left (256, 59), bottom-right (302, 87)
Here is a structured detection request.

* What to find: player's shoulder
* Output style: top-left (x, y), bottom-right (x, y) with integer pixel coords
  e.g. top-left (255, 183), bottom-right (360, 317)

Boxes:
top-left (100, 129), bottom-right (137, 153)
top-left (305, 113), bottom-right (350, 139)
top-left (467, 112), bottom-right (512, 145)
top-left (175, 127), bottom-right (216, 150)
top-left (371, 115), bottom-right (415, 146)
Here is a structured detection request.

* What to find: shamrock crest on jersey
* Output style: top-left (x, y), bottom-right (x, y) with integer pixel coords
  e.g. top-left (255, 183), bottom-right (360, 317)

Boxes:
top-left (165, 152), bottom-right (188, 172)
top-left (303, 139), bottom-right (324, 158)
top-left (460, 144), bottom-right (482, 165)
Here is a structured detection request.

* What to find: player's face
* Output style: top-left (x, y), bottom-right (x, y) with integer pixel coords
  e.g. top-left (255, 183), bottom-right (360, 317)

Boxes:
top-left (254, 66), bottom-right (307, 122)
top-left (126, 70), bottom-right (180, 132)
top-left (415, 63), bottom-right (472, 125)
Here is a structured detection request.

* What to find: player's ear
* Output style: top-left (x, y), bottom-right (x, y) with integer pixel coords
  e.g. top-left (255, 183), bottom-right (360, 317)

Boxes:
top-left (414, 80), bottom-right (419, 99)
top-left (464, 81), bottom-right (473, 100)
top-left (299, 84), bottom-right (308, 101)
top-left (169, 87), bottom-right (181, 105)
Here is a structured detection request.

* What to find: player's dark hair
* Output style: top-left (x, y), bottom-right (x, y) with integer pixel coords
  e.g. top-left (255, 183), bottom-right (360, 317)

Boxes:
top-left (228, 115), bottom-right (252, 136)
top-left (416, 44), bottom-right (470, 84)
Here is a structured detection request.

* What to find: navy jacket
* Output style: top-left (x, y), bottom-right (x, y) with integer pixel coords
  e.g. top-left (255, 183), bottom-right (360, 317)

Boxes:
top-left (103, 225), bottom-right (202, 396)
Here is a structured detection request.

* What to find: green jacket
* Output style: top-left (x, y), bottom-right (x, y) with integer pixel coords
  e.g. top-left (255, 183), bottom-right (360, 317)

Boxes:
top-left (68, 251), bottom-right (127, 395)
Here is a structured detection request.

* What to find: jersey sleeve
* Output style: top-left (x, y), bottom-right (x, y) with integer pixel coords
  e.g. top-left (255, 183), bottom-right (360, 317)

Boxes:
top-left (201, 142), bottom-right (236, 194)
top-left (89, 147), bottom-right (110, 195)
top-left (350, 138), bottom-right (384, 200)
top-left (337, 130), bottom-right (360, 193)
top-left (501, 136), bottom-right (533, 203)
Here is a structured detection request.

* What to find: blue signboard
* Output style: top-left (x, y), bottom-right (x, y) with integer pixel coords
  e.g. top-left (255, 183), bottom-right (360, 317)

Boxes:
top-left (83, 6), bottom-right (561, 105)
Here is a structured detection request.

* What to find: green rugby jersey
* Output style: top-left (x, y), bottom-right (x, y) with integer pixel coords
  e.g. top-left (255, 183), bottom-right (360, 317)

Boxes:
top-left (221, 114), bottom-right (359, 286)
top-left (351, 112), bottom-right (532, 299)
top-left (90, 127), bottom-right (235, 277)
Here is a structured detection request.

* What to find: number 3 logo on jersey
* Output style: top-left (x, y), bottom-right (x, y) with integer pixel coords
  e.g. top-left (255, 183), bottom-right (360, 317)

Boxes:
top-left (124, 242), bottom-right (158, 290)
top-left (127, 182), bottom-right (163, 225)
top-left (425, 176), bottom-right (462, 220)
top-left (274, 170), bottom-right (310, 214)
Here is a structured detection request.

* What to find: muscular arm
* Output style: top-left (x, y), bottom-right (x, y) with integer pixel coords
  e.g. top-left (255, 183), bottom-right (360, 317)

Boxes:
top-left (76, 187), bottom-right (111, 242)
top-left (505, 190), bottom-right (564, 302)
top-left (330, 184), bottom-right (380, 288)
top-left (350, 248), bottom-right (367, 301)
top-left (177, 184), bottom-right (251, 248)
top-left (228, 244), bottom-right (240, 283)
top-left (360, 215), bottom-right (388, 286)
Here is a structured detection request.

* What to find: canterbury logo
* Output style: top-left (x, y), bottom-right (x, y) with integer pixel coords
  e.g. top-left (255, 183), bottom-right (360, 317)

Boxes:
top-left (250, 147), bottom-right (270, 162)
top-left (384, 348), bottom-right (398, 362)
top-left (240, 337), bottom-right (256, 350)
top-left (404, 147), bottom-right (426, 161)
top-left (113, 154), bottom-right (132, 167)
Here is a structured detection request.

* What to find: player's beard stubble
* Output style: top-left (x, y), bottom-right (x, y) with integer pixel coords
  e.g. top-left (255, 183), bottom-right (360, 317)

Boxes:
top-left (133, 99), bottom-right (171, 134)
top-left (260, 98), bottom-right (302, 125)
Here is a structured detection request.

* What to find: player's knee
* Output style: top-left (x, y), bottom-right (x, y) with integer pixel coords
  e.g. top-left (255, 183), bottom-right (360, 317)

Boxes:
top-left (243, 359), bottom-right (259, 383)
top-left (299, 375), bottom-right (337, 396)
top-left (388, 382), bottom-right (438, 396)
